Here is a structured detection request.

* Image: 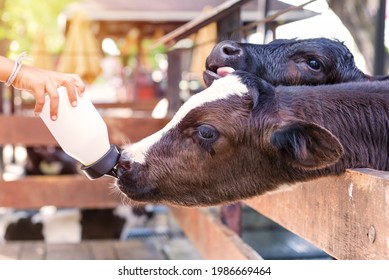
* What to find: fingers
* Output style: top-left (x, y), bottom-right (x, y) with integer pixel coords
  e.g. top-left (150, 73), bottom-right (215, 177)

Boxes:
top-left (62, 74), bottom-right (87, 107)
top-left (44, 74), bottom-right (85, 121)
top-left (62, 77), bottom-right (78, 107)
top-left (69, 74), bottom-right (85, 97)
top-left (33, 85), bottom-right (58, 121)
top-left (35, 75), bottom-right (81, 121)
top-left (24, 69), bottom-right (86, 121)
top-left (45, 82), bottom-right (60, 121)
top-left (33, 88), bottom-right (46, 117)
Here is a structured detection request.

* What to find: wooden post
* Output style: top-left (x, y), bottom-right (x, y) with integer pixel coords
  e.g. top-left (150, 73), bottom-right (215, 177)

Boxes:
top-left (167, 48), bottom-right (193, 114)
top-left (220, 202), bottom-right (242, 235)
top-left (216, 6), bottom-right (244, 236)
top-left (217, 8), bottom-right (242, 41)
top-left (167, 49), bottom-right (182, 114)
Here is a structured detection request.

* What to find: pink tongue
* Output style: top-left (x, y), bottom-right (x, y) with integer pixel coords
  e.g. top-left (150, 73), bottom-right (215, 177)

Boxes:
top-left (217, 67), bottom-right (235, 77)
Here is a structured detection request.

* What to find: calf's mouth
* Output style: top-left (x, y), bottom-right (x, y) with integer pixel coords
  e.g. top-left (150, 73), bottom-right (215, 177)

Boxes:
top-left (203, 66), bottom-right (235, 86)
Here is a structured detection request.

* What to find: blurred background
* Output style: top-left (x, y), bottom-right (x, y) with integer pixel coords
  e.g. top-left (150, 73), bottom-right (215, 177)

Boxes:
top-left (0, 0), bottom-right (388, 104)
top-left (0, 0), bottom-right (387, 105)
top-left (0, 0), bottom-right (387, 260)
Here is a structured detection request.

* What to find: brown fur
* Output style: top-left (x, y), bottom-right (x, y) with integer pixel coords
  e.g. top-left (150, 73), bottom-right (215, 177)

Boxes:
top-left (117, 72), bottom-right (389, 206)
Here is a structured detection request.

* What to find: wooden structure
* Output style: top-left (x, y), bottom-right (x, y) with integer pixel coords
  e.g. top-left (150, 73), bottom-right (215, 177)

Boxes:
top-left (62, 0), bottom-right (261, 41)
top-left (1, 0), bottom-right (388, 260)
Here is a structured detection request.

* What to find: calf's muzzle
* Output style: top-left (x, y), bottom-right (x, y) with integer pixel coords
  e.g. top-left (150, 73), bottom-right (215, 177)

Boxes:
top-left (204, 40), bottom-right (243, 86)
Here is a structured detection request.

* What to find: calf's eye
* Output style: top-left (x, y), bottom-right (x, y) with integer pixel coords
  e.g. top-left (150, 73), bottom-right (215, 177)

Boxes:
top-left (196, 124), bottom-right (219, 155)
top-left (197, 124), bottom-right (219, 141)
top-left (306, 58), bottom-right (321, 70)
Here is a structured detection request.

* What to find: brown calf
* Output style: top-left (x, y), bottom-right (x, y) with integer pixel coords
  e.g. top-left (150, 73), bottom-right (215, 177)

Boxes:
top-left (116, 71), bottom-right (389, 206)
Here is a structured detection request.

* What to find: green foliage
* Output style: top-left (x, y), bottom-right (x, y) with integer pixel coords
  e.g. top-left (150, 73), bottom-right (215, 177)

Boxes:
top-left (0, 0), bottom-right (76, 55)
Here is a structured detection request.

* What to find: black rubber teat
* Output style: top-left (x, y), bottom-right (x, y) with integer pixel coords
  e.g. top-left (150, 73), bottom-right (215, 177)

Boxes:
top-left (81, 144), bottom-right (120, 180)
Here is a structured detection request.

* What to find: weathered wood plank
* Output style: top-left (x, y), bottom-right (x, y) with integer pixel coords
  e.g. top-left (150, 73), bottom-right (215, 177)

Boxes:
top-left (162, 237), bottom-right (202, 260)
top-left (19, 242), bottom-right (45, 260)
top-left (46, 243), bottom-right (91, 260)
top-left (0, 243), bottom-right (21, 260)
top-left (244, 168), bottom-right (389, 260)
top-left (0, 175), bottom-right (122, 209)
top-left (0, 116), bottom-right (56, 146)
top-left (21, 98), bottom-right (161, 112)
top-left (113, 240), bottom-right (165, 260)
top-left (104, 116), bottom-right (169, 145)
top-left (0, 115), bottom-right (169, 146)
top-left (0, 240), bottom-right (168, 260)
top-left (169, 207), bottom-right (262, 260)
top-left (88, 240), bottom-right (118, 260)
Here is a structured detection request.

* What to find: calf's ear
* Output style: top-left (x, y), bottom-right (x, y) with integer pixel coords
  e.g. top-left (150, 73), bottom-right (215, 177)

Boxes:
top-left (270, 121), bottom-right (344, 169)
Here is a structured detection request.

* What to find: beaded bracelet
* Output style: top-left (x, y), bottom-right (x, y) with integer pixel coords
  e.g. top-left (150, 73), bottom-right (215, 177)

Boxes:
top-left (5, 52), bottom-right (29, 87)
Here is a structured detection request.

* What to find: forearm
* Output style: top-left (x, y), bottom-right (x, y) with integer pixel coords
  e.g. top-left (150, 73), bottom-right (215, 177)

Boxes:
top-left (0, 56), bottom-right (17, 83)
top-left (0, 54), bottom-right (85, 119)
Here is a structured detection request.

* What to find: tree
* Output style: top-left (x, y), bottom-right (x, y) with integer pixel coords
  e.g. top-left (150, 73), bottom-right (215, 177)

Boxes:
top-left (327, 0), bottom-right (383, 74)
top-left (0, 0), bottom-right (75, 56)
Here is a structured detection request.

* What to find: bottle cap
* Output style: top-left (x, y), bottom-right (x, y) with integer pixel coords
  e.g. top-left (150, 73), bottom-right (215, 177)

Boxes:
top-left (81, 145), bottom-right (120, 179)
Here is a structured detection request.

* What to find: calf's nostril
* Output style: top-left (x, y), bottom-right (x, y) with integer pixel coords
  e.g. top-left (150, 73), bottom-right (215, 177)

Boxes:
top-left (221, 44), bottom-right (242, 57)
top-left (118, 158), bottom-right (131, 170)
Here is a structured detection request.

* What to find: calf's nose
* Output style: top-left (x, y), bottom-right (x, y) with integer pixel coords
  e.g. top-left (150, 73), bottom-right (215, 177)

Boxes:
top-left (219, 41), bottom-right (242, 57)
top-left (207, 40), bottom-right (243, 69)
top-left (115, 157), bottom-right (131, 178)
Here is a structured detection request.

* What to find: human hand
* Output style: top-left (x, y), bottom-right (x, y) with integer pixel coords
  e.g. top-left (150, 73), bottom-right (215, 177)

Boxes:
top-left (12, 65), bottom-right (85, 120)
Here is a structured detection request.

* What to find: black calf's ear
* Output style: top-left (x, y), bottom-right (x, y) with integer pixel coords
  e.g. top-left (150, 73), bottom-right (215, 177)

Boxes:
top-left (270, 121), bottom-right (343, 169)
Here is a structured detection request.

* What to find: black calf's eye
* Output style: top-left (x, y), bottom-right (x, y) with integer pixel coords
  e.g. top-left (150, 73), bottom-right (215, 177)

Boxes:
top-left (306, 58), bottom-right (321, 70)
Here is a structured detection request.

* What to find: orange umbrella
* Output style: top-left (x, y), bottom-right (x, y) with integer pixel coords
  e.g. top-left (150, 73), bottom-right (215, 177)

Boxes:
top-left (57, 11), bottom-right (102, 83)
top-left (120, 28), bottom-right (140, 58)
top-left (31, 30), bottom-right (53, 70)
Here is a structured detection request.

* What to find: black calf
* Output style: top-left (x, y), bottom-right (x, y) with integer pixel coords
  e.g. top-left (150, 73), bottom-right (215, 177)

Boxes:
top-left (204, 38), bottom-right (388, 87)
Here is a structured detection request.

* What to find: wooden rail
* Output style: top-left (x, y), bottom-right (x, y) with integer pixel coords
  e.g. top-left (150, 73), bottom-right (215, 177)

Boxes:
top-left (20, 98), bottom-right (162, 112)
top-left (171, 167), bottom-right (389, 260)
top-left (0, 115), bottom-right (170, 146)
top-left (169, 207), bottom-right (262, 260)
top-left (0, 175), bottom-right (119, 209)
top-left (245, 168), bottom-right (389, 260)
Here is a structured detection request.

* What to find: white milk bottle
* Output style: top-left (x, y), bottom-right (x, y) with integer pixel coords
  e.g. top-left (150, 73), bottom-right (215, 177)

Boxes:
top-left (40, 87), bottom-right (120, 179)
